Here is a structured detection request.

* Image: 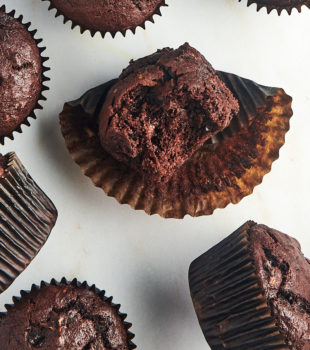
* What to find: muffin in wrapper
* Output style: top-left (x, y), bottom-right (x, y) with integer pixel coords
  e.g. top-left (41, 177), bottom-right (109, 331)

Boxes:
top-left (0, 5), bottom-right (50, 144)
top-left (59, 69), bottom-right (292, 219)
top-left (188, 221), bottom-right (290, 349)
top-left (0, 152), bottom-right (57, 294)
top-left (239, 0), bottom-right (310, 15)
top-left (41, 0), bottom-right (168, 38)
top-left (0, 277), bottom-right (136, 349)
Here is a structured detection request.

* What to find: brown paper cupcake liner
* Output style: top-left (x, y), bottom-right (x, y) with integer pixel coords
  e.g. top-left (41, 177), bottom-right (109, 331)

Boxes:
top-left (0, 277), bottom-right (136, 349)
top-left (0, 152), bottom-right (57, 294)
top-left (41, 0), bottom-right (168, 38)
top-left (188, 221), bottom-right (289, 349)
top-left (59, 72), bottom-right (292, 219)
top-left (0, 5), bottom-right (50, 145)
top-left (239, 0), bottom-right (310, 15)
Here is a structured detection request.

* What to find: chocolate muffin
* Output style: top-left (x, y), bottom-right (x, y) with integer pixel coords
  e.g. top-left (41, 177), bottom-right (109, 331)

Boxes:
top-left (242, 0), bottom-right (310, 15)
top-left (249, 224), bottom-right (310, 349)
top-left (47, 0), bottom-right (166, 37)
top-left (98, 43), bottom-right (239, 183)
top-left (0, 280), bottom-right (135, 349)
top-left (189, 221), bottom-right (310, 350)
top-left (0, 152), bottom-right (57, 294)
top-left (0, 7), bottom-right (43, 140)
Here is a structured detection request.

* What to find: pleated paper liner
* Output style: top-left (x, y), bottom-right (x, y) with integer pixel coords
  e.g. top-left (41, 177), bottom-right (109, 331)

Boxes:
top-left (0, 277), bottom-right (136, 349)
top-left (0, 152), bottom-right (57, 294)
top-left (0, 5), bottom-right (50, 145)
top-left (188, 221), bottom-right (289, 350)
top-left (240, 0), bottom-right (310, 14)
top-left (41, 0), bottom-right (168, 38)
top-left (59, 71), bottom-right (292, 219)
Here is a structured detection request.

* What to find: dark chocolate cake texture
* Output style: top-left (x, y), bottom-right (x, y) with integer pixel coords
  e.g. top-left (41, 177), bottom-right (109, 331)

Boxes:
top-left (43, 0), bottom-right (167, 37)
top-left (99, 43), bottom-right (239, 184)
top-left (0, 5), bottom-right (49, 144)
top-left (189, 221), bottom-right (310, 350)
top-left (59, 43), bottom-right (292, 218)
top-left (0, 152), bottom-right (57, 294)
top-left (0, 278), bottom-right (136, 350)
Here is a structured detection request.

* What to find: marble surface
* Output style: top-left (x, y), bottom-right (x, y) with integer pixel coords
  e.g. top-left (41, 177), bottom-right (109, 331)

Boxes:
top-left (1, 0), bottom-right (310, 349)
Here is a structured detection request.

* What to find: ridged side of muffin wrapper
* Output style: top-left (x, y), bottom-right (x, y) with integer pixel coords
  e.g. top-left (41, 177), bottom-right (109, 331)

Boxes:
top-left (41, 0), bottom-right (168, 38)
top-left (239, 0), bottom-right (310, 15)
top-left (59, 71), bottom-right (292, 219)
top-left (0, 152), bottom-right (57, 294)
top-left (0, 5), bottom-right (50, 145)
top-left (188, 221), bottom-right (289, 350)
top-left (0, 277), bottom-right (136, 349)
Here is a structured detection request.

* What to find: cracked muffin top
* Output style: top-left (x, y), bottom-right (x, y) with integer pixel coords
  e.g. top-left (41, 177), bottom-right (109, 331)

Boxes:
top-left (0, 282), bottom-right (130, 350)
top-left (0, 8), bottom-right (42, 138)
top-left (249, 225), bottom-right (310, 350)
top-left (49, 0), bottom-right (165, 35)
top-left (98, 43), bottom-right (239, 184)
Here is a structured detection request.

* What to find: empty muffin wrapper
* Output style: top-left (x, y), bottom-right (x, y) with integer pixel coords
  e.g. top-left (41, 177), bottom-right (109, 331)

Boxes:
top-left (240, 0), bottom-right (310, 14)
top-left (0, 5), bottom-right (50, 145)
top-left (41, 0), bottom-right (167, 38)
top-left (0, 277), bottom-right (136, 349)
top-left (59, 71), bottom-right (293, 219)
top-left (188, 220), bottom-right (289, 349)
top-left (0, 152), bottom-right (57, 294)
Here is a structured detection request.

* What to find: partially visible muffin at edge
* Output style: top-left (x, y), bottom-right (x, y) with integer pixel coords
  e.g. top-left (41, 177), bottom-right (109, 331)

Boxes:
top-left (49, 0), bottom-right (165, 35)
top-left (0, 8), bottom-right (42, 138)
top-left (0, 282), bottom-right (130, 350)
top-left (249, 225), bottom-right (310, 350)
top-left (189, 221), bottom-right (310, 350)
top-left (98, 43), bottom-right (239, 184)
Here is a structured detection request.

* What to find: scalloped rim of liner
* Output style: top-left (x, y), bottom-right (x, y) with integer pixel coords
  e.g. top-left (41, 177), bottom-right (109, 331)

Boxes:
top-left (188, 221), bottom-right (290, 349)
top-left (0, 277), bottom-right (136, 349)
top-left (41, 0), bottom-right (168, 38)
top-left (0, 5), bottom-right (50, 145)
top-left (239, 0), bottom-right (310, 15)
top-left (59, 73), bottom-right (293, 219)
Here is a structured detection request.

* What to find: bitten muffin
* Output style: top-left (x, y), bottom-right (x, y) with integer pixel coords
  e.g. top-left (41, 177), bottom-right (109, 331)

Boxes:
top-left (48, 0), bottom-right (166, 36)
top-left (0, 281), bottom-right (133, 349)
top-left (0, 7), bottom-right (42, 139)
top-left (99, 43), bottom-right (239, 183)
top-left (189, 221), bottom-right (310, 350)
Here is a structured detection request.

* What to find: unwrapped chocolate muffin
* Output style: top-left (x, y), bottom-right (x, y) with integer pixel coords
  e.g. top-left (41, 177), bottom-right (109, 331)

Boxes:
top-left (59, 43), bottom-right (292, 218)
top-left (0, 278), bottom-right (136, 349)
top-left (43, 0), bottom-right (167, 37)
top-left (189, 221), bottom-right (310, 349)
top-left (99, 43), bottom-right (239, 184)
top-left (0, 5), bottom-right (49, 144)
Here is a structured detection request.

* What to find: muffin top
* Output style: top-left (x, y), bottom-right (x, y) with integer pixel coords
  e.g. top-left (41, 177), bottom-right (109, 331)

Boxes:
top-left (50, 0), bottom-right (164, 35)
top-left (98, 43), bottom-right (239, 183)
top-left (249, 225), bottom-right (310, 350)
top-left (0, 283), bottom-right (130, 350)
top-left (0, 8), bottom-right (42, 138)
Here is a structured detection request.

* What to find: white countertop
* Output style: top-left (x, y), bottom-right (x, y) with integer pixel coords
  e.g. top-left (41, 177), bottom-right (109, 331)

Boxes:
top-left (1, 0), bottom-right (310, 349)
